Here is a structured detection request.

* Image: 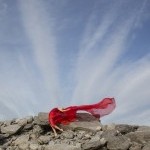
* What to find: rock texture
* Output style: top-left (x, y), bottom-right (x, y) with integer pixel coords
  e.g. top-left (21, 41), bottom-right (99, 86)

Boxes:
top-left (0, 113), bottom-right (150, 150)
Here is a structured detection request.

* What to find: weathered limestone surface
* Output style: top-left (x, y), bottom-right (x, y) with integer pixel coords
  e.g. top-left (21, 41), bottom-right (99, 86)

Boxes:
top-left (0, 112), bottom-right (150, 150)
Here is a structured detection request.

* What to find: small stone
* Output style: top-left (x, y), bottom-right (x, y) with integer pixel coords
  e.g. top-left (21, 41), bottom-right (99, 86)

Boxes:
top-left (45, 143), bottom-right (81, 150)
top-left (3, 120), bottom-right (12, 126)
top-left (137, 126), bottom-right (150, 132)
top-left (30, 133), bottom-right (38, 140)
top-left (77, 133), bottom-right (84, 139)
top-left (96, 131), bottom-right (103, 137)
top-left (32, 125), bottom-right (43, 134)
top-left (62, 131), bottom-right (74, 139)
top-left (14, 134), bottom-right (29, 145)
top-left (48, 140), bottom-right (55, 145)
top-left (82, 136), bottom-right (101, 150)
top-left (0, 121), bottom-right (4, 126)
top-left (15, 118), bottom-right (27, 126)
top-left (18, 143), bottom-right (29, 150)
top-left (142, 143), bottom-right (150, 150)
top-left (38, 135), bottom-right (51, 144)
top-left (1, 124), bottom-right (22, 135)
top-left (106, 123), bottom-right (116, 130)
top-left (96, 126), bottom-right (102, 131)
top-left (126, 131), bottom-right (150, 144)
top-left (107, 136), bottom-right (131, 150)
top-left (129, 142), bottom-right (142, 150)
top-left (26, 116), bottom-right (33, 123)
top-left (100, 138), bottom-right (107, 145)
top-left (23, 123), bottom-right (33, 130)
top-left (116, 124), bottom-right (138, 134)
top-left (82, 134), bottom-right (91, 140)
top-left (102, 129), bottom-right (118, 140)
top-left (34, 112), bottom-right (49, 125)
top-left (0, 134), bottom-right (5, 140)
top-left (6, 146), bottom-right (14, 150)
top-left (29, 143), bottom-right (39, 150)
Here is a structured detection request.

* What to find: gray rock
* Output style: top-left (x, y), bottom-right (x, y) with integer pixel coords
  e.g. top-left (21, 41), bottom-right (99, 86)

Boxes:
top-left (29, 143), bottom-right (39, 150)
top-left (100, 138), bottom-right (107, 145)
top-left (0, 134), bottom-right (5, 140)
top-left (38, 135), bottom-right (51, 144)
top-left (107, 136), bottom-right (131, 150)
top-left (129, 142), bottom-right (142, 150)
top-left (115, 124), bottom-right (138, 134)
top-left (95, 131), bottom-right (103, 138)
top-left (0, 121), bottom-right (3, 126)
top-left (1, 124), bottom-right (22, 135)
top-left (102, 129), bottom-right (118, 140)
top-left (45, 143), bottom-right (81, 150)
top-left (0, 114), bottom-right (150, 150)
top-left (3, 120), bottom-right (12, 126)
top-left (35, 112), bottom-right (102, 133)
top-left (82, 134), bottom-right (91, 140)
top-left (106, 123), bottom-right (116, 130)
top-left (30, 133), bottom-right (38, 141)
top-left (137, 126), bottom-right (150, 132)
top-left (15, 118), bottom-right (28, 126)
top-left (142, 143), bottom-right (150, 150)
top-left (60, 113), bottom-right (102, 132)
top-left (18, 143), bottom-right (29, 150)
top-left (32, 125), bottom-right (43, 134)
top-left (14, 134), bottom-right (29, 145)
top-left (82, 136), bottom-right (103, 150)
top-left (48, 140), bottom-right (55, 145)
top-left (23, 123), bottom-right (33, 130)
top-left (126, 131), bottom-right (150, 144)
top-left (34, 112), bottom-right (49, 125)
top-left (62, 130), bottom-right (74, 139)
top-left (26, 116), bottom-right (33, 123)
top-left (77, 133), bottom-right (84, 139)
top-left (6, 146), bottom-right (15, 150)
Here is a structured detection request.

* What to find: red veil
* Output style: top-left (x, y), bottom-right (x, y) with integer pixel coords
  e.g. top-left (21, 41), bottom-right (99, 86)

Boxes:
top-left (49, 98), bottom-right (116, 127)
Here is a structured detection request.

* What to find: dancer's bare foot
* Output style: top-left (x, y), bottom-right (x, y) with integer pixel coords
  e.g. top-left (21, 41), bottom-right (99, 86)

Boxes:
top-left (51, 125), bottom-right (63, 136)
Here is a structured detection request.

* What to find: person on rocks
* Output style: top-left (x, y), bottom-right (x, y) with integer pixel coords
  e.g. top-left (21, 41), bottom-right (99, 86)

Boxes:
top-left (49, 98), bottom-right (116, 136)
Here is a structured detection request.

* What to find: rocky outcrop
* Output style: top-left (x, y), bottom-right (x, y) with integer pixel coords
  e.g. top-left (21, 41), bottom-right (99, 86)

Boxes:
top-left (0, 113), bottom-right (150, 150)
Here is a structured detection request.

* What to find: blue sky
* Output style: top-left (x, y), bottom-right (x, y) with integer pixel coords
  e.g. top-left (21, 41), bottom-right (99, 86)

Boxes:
top-left (0, 0), bottom-right (150, 125)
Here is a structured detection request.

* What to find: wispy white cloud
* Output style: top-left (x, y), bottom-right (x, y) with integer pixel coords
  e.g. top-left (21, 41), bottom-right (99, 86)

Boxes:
top-left (19, 1), bottom-right (60, 108)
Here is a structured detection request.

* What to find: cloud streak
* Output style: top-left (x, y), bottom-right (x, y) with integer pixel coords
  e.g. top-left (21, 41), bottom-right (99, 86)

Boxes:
top-left (19, 0), bottom-right (60, 108)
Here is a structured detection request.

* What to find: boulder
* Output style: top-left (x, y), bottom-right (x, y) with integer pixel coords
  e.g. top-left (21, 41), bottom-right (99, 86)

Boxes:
top-left (34, 112), bottom-right (49, 125)
top-left (1, 124), bottom-right (22, 135)
top-left (126, 131), bottom-right (150, 144)
top-left (115, 124), bottom-right (138, 134)
top-left (142, 143), bottom-right (150, 150)
top-left (18, 143), bottom-right (29, 150)
top-left (38, 135), bottom-right (51, 144)
top-left (129, 142), bottom-right (142, 150)
top-left (35, 112), bottom-right (102, 132)
top-left (60, 113), bottom-right (102, 132)
top-left (107, 136), bottom-right (131, 150)
top-left (82, 136), bottom-right (106, 150)
top-left (13, 134), bottom-right (29, 145)
top-left (45, 143), bottom-right (81, 150)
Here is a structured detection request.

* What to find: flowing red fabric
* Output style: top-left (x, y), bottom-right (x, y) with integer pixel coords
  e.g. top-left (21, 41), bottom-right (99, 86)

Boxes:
top-left (49, 98), bottom-right (116, 127)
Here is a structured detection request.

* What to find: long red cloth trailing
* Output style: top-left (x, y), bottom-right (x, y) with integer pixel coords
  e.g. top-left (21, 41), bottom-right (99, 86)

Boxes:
top-left (49, 98), bottom-right (116, 127)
